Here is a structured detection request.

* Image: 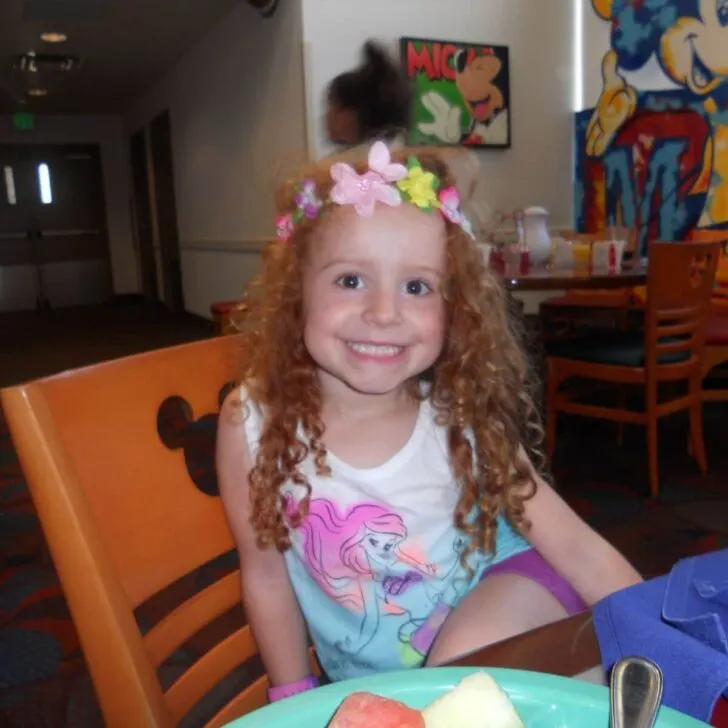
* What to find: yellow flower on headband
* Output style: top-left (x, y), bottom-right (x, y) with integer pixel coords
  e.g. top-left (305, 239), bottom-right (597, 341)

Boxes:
top-left (396, 157), bottom-right (440, 212)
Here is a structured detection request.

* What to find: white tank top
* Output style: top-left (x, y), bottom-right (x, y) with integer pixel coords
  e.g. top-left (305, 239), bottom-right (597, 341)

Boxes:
top-left (241, 387), bottom-right (530, 680)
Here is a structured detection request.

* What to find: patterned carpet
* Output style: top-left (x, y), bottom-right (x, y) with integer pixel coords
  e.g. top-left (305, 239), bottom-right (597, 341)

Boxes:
top-left (0, 305), bottom-right (727, 726)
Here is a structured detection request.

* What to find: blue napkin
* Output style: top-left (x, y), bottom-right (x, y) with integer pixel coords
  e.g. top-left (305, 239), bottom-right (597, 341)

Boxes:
top-left (593, 549), bottom-right (728, 723)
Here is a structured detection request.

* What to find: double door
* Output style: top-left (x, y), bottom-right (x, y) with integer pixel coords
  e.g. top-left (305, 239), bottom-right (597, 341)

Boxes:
top-left (0, 144), bottom-right (112, 311)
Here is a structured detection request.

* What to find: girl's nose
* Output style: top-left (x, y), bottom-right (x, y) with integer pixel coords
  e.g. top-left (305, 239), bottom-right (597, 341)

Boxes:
top-left (362, 287), bottom-right (401, 326)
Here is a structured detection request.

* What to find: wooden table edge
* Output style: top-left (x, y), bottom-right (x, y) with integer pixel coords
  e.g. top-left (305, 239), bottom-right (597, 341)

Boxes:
top-left (445, 611), bottom-right (601, 677)
top-left (502, 265), bottom-right (648, 292)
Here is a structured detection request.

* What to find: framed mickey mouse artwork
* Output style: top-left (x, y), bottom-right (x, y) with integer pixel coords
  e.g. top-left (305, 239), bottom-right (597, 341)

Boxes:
top-left (400, 37), bottom-right (511, 149)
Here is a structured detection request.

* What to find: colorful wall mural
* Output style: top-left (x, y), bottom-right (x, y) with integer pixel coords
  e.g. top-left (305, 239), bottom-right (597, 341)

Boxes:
top-left (575, 0), bottom-right (728, 256)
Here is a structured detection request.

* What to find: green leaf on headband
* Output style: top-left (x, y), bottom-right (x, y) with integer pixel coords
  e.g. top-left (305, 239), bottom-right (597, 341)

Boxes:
top-left (292, 208), bottom-right (304, 224)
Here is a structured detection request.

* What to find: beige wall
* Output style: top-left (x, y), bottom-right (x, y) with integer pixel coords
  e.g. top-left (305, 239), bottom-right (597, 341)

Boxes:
top-left (0, 114), bottom-right (138, 295)
top-left (302, 0), bottom-right (577, 229)
top-left (124, 0), bottom-right (308, 318)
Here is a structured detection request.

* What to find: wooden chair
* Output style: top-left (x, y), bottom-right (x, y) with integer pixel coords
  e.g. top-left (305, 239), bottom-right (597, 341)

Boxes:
top-left (0, 336), bottom-right (302, 727)
top-left (703, 313), bottom-right (728, 403)
top-left (546, 240), bottom-right (721, 497)
top-left (630, 228), bottom-right (728, 308)
top-left (689, 232), bottom-right (728, 404)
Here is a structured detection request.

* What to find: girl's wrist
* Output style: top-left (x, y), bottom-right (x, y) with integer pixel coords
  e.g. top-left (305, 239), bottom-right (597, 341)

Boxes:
top-left (267, 675), bottom-right (320, 703)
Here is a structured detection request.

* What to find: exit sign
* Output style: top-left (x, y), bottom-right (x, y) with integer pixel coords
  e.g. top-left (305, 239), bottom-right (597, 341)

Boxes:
top-left (13, 112), bottom-right (35, 131)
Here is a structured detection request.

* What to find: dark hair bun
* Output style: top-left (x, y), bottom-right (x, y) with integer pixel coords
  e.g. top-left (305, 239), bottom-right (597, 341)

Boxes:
top-left (362, 41), bottom-right (392, 72)
top-left (327, 39), bottom-right (412, 143)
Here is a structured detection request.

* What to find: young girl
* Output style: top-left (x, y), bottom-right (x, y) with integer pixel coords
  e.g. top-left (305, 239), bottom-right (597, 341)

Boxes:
top-left (217, 142), bottom-right (641, 702)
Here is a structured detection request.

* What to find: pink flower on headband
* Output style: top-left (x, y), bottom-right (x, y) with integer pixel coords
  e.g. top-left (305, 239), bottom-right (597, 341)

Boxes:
top-left (439, 186), bottom-right (462, 224)
top-left (330, 141), bottom-right (408, 216)
top-left (438, 186), bottom-right (475, 239)
top-left (367, 142), bottom-right (409, 182)
top-left (276, 213), bottom-right (295, 242)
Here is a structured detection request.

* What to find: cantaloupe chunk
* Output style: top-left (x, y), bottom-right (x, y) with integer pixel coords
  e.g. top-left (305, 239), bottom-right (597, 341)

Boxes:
top-left (327, 692), bottom-right (425, 728)
top-left (422, 672), bottom-right (525, 728)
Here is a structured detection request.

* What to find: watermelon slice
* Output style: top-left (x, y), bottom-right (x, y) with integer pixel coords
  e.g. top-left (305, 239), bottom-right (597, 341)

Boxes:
top-left (327, 692), bottom-right (425, 728)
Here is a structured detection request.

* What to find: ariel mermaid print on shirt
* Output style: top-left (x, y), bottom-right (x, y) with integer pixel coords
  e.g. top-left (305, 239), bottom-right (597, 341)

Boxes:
top-left (283, 494), bottom-right (471, 664)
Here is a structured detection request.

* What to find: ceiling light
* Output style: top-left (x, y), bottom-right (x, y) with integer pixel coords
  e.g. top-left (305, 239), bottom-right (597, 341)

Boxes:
top-left (41, 32), bottom-right (67, 43)
top-left (28, 88), bottom-right (48, 97)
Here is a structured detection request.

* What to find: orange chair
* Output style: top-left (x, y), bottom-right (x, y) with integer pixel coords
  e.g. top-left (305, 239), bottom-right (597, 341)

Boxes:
top-left (700, 237), bottom-right (728, 402)
top-left (630, 229), bottom-right (728, 308)
top-left (0, 336), bottom-right (315, 727)
top-left (703, 313), bottom-right (728, 403)
top-left (546, 240), bottom-right (721, 498)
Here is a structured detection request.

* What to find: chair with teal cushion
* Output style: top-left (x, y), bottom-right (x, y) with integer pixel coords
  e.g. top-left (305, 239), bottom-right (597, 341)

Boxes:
top-left (547, 331), bottom-right (691, 368)
top-left (546, 240), bottom-right (721, 498)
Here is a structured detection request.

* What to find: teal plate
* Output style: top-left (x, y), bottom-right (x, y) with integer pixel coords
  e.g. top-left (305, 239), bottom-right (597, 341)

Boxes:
top-left (224, 666), bottom-right (708, 727)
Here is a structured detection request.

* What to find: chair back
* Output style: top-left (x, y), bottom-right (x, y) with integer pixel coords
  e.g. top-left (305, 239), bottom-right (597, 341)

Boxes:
top-left (0, 335), bottom-right (268, 727)
top-left (688, 228), bottom-right (728, 299)
top-left (687, 228), bottom-right (728, 247)
top-left (644, 241), bottom-right (721, 376)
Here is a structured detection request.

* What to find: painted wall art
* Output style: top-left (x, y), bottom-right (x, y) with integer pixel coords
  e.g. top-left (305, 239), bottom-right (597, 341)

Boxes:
top-left (400, 37), bottom-right (511, 149)
top-left (575, 0), bottom-right (728, 255)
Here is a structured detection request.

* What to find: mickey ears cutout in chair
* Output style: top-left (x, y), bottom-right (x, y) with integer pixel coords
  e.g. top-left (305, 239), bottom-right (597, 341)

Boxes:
top-left (689, 252), bottom-right (714, 288)
top-left (157, 382), bottom-right (236, 496)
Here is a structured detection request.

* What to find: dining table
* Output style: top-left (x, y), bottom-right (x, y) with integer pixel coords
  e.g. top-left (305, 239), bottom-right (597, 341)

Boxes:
top-left (446, 610), bottom-right (728, 727)
top-left (447, 611), bottom-right (599, 676)
top-left (501, 262), bottom-right (648, 293)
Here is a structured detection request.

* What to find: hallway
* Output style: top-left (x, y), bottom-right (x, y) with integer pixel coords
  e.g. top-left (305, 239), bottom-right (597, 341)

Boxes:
top-left (0, 301), bottom-right (212, 388)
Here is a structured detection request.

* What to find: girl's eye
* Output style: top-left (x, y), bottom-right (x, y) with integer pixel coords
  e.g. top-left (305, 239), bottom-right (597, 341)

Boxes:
top-left (404, 279), bottom-right (432, 296)
top-left (719, 0), bottom-right (728, 27)
top-left (337, 274), bottom-right (362, 289)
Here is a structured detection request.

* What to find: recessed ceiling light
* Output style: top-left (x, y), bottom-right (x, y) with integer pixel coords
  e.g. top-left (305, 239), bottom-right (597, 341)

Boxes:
top-left (28, 88), bottom-right (48, 97)
top-left (41, 32), bottom-right (67, 43)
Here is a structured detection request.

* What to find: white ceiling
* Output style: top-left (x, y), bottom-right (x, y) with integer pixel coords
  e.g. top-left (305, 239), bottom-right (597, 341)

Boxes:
top-left (0, 0), bottom-right (238, 114)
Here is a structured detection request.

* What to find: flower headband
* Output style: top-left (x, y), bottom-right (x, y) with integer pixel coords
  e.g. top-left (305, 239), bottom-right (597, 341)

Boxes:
top-left (275, 142), bottom-right (474, 242)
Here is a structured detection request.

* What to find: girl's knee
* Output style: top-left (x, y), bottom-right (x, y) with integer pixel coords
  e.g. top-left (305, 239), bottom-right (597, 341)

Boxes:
top-left (424, 574), bottom-right (569, 666)
top-left (426, 626), bottom-right (474, 666)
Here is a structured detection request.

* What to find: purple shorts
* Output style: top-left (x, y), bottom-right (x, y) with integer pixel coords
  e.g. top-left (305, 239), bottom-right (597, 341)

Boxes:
top-left (481, 548), bottom-right (587, 615)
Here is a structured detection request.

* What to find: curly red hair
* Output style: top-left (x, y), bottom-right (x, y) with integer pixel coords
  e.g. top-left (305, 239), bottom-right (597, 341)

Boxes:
top-left (238, 146), bottom-right (544, 563)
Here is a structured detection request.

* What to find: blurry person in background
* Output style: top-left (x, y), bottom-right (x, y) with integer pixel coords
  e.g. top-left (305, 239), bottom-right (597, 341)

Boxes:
top-left (325, 40), bottom-right (412, 148)
top-left (323, 40), bottom-right (486, 235)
